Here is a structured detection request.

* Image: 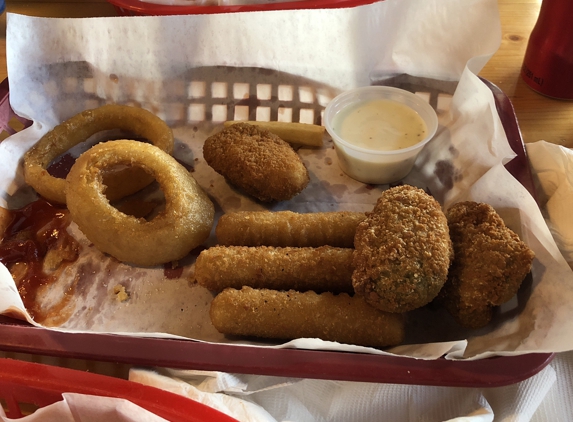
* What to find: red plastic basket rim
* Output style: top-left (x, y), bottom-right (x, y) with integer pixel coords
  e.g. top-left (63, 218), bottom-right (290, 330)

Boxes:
top-left (0, 358), bottom-right (238, 421)
top-left (107, 0), bottom-right (381, 15)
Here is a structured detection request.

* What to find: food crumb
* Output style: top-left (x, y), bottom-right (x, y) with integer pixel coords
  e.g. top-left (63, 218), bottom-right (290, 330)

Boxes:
top-left (113, 284), bottom-right (130, 302)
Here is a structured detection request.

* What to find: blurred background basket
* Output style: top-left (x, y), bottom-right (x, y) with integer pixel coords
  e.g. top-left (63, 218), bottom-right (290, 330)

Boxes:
top-left (0, 358), bottom-right (237, 421)
top-left (107, 0), bottom-right (378, 16)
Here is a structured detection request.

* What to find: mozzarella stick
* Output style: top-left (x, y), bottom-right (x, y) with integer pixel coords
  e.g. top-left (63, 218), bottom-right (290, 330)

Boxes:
top-left (215, 210), bottom-right (366, 248)
top-left (195, 245), bottom-right (354, 294)
top-left (223, 120), bottom-right (325, 147)
top-left (210, 287), bottom-right (405, 348)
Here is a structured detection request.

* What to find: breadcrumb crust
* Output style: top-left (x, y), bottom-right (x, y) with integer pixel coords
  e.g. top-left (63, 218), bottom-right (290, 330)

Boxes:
top-left (438, 201), bottom-right (535, 328)
top-left (210, 286), bottom-right (405, 348)
top-left (203, 123), bottom-right (309, 202)
top-left (352, 185), bottom-right (453, 313)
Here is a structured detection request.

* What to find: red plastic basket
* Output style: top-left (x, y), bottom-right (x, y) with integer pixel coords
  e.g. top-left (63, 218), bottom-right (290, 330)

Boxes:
top-left (0, 358), bottom-right (238, 421)
top-left (0, 73), bottom-right (555, 388)
top-left (107, 0), bottom-right (379, 16)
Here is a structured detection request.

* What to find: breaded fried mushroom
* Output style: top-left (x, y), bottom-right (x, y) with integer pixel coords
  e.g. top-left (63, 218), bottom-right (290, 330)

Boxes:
top-left (352, 185), bottom-right (453, 313)
top-left (203, 123), bottom-right (309, 202)
top-left (437, 201), bottom-right (535, 329)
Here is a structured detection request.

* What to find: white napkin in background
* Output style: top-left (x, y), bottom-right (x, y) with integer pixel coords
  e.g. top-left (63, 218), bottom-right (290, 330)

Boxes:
top-left (526, 141), bottom-right (573, 267)
top-left (129, 351), bottom-right (573, 422)
top-left (0, 393), bottom-right (170, 422)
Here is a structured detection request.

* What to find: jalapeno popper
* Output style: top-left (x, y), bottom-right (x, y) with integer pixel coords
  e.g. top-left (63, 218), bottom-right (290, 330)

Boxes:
top-left (352, 185), bottom-right (453, 313)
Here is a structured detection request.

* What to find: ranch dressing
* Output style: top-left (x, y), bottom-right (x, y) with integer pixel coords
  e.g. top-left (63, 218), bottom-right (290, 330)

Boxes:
top-left (332, 99), bottom-right (427, 151)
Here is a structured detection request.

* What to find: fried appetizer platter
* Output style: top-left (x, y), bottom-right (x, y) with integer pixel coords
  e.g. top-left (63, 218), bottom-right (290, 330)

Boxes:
top-left (201, 208), bottom-right (405, 348)
top-left (195, 245), bottom-right (354, 294)
top-left (203, 123), bottom-right (310, 202)
top-left (437, 201), bottom-right (535, 328)
top-left (210, 286), bottom-right (405, 349)
top-left (202, 186), bottom-right (537, 348)
top-left (5, 97), bottom-right (538, 354)
top-left (352, 185), bottom-right (454, 313)
top-left (216, 210), bottom-right (365, 248)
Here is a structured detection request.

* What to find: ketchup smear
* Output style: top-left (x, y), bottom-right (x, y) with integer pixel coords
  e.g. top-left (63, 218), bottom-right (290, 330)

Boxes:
top-left (0, 199), bottom-right (78, 322)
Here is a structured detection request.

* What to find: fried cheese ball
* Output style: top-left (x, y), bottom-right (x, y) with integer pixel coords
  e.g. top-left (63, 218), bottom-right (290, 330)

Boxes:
top-left (437, 201), bottom-right (535, 329)
top-left (195, 245), bottom-right (354, 294)
top-left (210, 286), bottom-right (405, 348)
top-left (203, 123), bottom-right (309, 202)
top-left (352, 185), bottom-right (453, 313)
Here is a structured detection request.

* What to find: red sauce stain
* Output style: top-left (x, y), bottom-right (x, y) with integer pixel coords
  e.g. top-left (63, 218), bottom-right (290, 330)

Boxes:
top-left (46, 136), bottom-right (149, 180)
top-left (163, 244), bottom-right (207, 279)
top-left (0, 199), bottom-right (80, 323)
top-left (47, 153), bottom-right (76, 179)
top-left (163, 263), bottom-right (184, 279)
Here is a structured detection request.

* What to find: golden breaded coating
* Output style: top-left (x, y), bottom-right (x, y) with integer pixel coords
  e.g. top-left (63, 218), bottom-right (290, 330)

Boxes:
top-left (195, 245), bottom-right (354, 294)
top-left (216, 210), bottom-right (366, 248)
top-left (352, 185), bottom-right (453, 313)
top-left (210, 286), bottom-right (405, 348)
top-left (203, 123), bottom-right (309, 202)
top-left (438, 201), bottom-right (535, 329)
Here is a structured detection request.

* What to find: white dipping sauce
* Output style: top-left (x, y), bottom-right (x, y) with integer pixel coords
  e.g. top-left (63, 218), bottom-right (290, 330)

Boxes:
top-left (324, 86), bottom-right (438, 185)
top-left (332, 99), bottom-right (427, 151)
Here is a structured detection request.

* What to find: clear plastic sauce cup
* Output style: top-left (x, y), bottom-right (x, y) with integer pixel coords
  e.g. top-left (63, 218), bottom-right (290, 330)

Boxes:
top-left (324, 86), bottom-right (438, 185)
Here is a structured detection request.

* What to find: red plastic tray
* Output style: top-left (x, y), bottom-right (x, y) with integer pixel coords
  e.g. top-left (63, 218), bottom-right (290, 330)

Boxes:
top-left (107, 0), bottom-right (380, 16)
top-left (0, 358), bottom-right (237, 420)
top-left (0, 77), bottom-right (554, 388)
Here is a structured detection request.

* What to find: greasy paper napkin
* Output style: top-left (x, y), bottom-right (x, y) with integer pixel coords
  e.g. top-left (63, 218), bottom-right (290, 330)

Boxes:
top-left (1, 0), bottom-right (573, 362)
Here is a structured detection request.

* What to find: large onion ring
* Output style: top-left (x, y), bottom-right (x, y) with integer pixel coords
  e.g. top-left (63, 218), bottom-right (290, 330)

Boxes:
top-left (24, 104), bottom-right (174, 204)
top-left (66, 140), bottom-right (214, 267)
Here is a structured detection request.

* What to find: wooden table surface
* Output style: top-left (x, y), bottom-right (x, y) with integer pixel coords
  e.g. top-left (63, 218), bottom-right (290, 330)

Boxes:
top-left (0, 0), bottom-right (571, 148)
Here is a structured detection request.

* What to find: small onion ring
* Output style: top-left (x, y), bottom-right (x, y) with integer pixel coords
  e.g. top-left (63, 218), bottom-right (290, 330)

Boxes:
top-left (66, 140), bottom-right (214, 267)
top-left (24, 104), bottom-right (174, 204)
